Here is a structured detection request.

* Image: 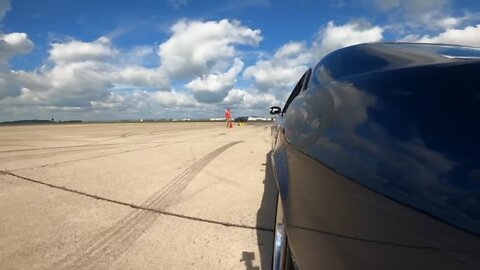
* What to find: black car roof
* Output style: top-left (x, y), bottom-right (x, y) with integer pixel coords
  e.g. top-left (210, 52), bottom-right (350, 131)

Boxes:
top-left (311, 42), bottom-right (480, 84)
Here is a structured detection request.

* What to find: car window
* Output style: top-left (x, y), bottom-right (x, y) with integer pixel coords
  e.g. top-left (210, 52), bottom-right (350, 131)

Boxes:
top-left (301, 68), bottom-right (312, 91)
top-left (282, 70), bottom-right (310, 113)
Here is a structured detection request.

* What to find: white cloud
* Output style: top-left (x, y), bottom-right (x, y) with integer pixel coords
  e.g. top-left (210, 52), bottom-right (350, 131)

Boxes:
top-left (244, 21), bottom-right (383, 98)
top-left (33, 61), bottom-right (113, 107)
top-left (92, 90), bottom-right (197, 110)
top-left (313, 21), bottom-right (383, 58)
top-left (415, 25), bottom-right (480, 47)
top-left (1, 19), bottom-right (261, 120)
top-left (274, 42), bottom-right (306, 59)
top-left (366, 0), bottom-right (461, 36)
top-left (119, 45), bottom-right (158, 66)
top-left (0, 33), bottom-right (34, 99)
top-left (0, 33), bottom-right (34, 62)
top-left (186, 58), bottom-right (243, 103)
top-left (150, 90), bottom-right (197, 107)
top-left (158, 19), bottom-right (261, 79)
top-left (49, 36), bottom-right (117, 64)
top-left (116, 66), bottom-right (168, 89)
top-left (0, 16), bottom-right (383, 120)
top-left (88, 90), bottom-right (200, 120)
top-left (243, 41), bottom-right (311, 94)
top-left (0, 71), bottom-right (21, 99)
top-left (223, 88), bottom-right (278, 109)
top-left (14, 13), bottom-right (480, 121)
top-left (1, 89), bottom-right (201, 121)
top-left (412, 11), bottom-right (477, 32)
top-left (436, 16), bottom-right (462, 29)
top-left (5, 36), bottom-right (170, 111)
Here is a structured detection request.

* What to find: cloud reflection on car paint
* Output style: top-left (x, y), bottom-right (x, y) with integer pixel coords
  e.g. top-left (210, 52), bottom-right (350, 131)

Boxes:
top-left (284, 64), bottom-right (480, 235)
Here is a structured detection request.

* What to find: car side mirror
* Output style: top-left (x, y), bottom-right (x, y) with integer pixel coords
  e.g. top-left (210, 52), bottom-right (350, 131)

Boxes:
top-left (269, 106), bottom-right (282, 115)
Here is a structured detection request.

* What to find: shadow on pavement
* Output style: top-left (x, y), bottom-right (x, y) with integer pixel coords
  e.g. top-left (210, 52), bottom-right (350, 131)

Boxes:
top-left (240, 251), bottom-right (260, 270)
top-left (255, 150), bottom-right (277, 269)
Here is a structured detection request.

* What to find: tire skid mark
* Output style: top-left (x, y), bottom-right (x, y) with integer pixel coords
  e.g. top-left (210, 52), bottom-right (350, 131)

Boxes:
top-left (11, 132), bottom-right (226, 171)
top-left (1, 140), bottom-right (160, 161)
top-left (0, 144), bottom-right (122, 162)
top-left (11, 132), bottom-right (227, 172)
top-left (51, 141), bottom-right (242, 269)
top-left (0, 143), bottom-right (119, 154)
top-left (1, 139), bottom-right (168, 160)
top-left (11, 143), bottom-right (171, 172)
top-left (0, 141), bottom-right (160, 154)
top-left (98, 129), bottom-right (174, 142)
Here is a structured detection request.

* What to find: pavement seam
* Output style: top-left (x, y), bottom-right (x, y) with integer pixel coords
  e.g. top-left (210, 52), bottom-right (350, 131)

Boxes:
top-left (0, 170), bottom-right (274, 233)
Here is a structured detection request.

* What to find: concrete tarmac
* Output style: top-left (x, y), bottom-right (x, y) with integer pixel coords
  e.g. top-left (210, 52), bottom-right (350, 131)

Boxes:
top-left (0, 122), bottom-right (277, 269)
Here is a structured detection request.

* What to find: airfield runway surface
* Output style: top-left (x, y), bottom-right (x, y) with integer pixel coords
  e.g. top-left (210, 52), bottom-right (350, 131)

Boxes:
top-left (0, 122), bottom-right (276, 269)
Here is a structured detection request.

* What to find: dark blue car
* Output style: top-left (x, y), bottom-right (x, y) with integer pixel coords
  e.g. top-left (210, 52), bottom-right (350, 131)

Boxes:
top-left (270, 42), bottom-right (480, 270)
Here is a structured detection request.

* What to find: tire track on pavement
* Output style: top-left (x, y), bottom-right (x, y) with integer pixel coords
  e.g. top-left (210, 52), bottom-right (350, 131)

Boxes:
top-left (0, 143), bottom-right (119, 154)
top-left (9, 133), bottom-right (225, 172)
top-left (51, 141), bottom-right (242, 269)
top-left (0, 144), bottom-right (122, 162)
top-left (9, 143), bottom-right (170, 172)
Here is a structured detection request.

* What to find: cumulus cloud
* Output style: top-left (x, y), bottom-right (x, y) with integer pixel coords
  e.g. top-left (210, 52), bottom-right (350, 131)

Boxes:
top-left (116, 66), bottom-right (168, 89)
top-left (0, 11), bottom-right (388, 120)
top-left (410, 11), bottom-right (479, 33)
top-left (415, 25), bottom-right (480, 47)
top-left (1, 89), bottom-right (200, 121)
top-left (91, 90), bottom-right (197, 111)
top-left (0, 14), bottom-right (395, 122)
top-left (49, 36), bottom-right (117, 64)
top-left (365, 0), bottom-right (465, 36)
top-left (0, 71), bottom-right (21, 99)
top-left (150, 90), bottom-right (197, 107)
top-left (0, 2), bottom-right (35, 101)
top-left (186, 58), bottom-right (243, 103)
top-left (435, 16), bottom-right (463, 29)
top-left (223, 88), bottom-right (278, 109)
top-left (120, 45), bottom-right (157, 66)
top-left (158, 19), bottom-right (261, 79)
top-left (243, 41), bottom-right (311, 94)
top-left (0, 33), bottom-right (34, 62)
top-left (1, 19), bottom-right (260, 120)
top-left (9, 11), bottom-right (480, 121)
top-left (313, 21), bottom-right (383, 58)
top-left (5, 36), bottom-right (170, 112)
top-left (18, 62), bottom-right (113, 107)
top-left (0, 33), bottom-right (34, 99)
top-left (244, 21), bottom-right (383, 99)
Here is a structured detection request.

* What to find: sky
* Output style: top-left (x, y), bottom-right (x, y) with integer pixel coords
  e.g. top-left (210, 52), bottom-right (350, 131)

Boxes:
top-left (0, 0), bottom-right (479, 121)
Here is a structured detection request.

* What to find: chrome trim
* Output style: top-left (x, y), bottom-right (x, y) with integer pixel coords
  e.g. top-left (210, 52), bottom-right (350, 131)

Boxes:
top-left (273, 195), bottom-right (286, 270)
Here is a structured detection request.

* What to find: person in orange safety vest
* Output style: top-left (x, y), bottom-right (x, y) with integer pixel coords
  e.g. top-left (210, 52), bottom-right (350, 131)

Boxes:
top-left (225, 107), bottom-right (233, 128)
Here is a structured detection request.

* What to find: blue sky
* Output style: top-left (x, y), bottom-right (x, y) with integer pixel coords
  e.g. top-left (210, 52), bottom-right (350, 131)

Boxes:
top-left (0, 0), bottom-right (479, 121)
